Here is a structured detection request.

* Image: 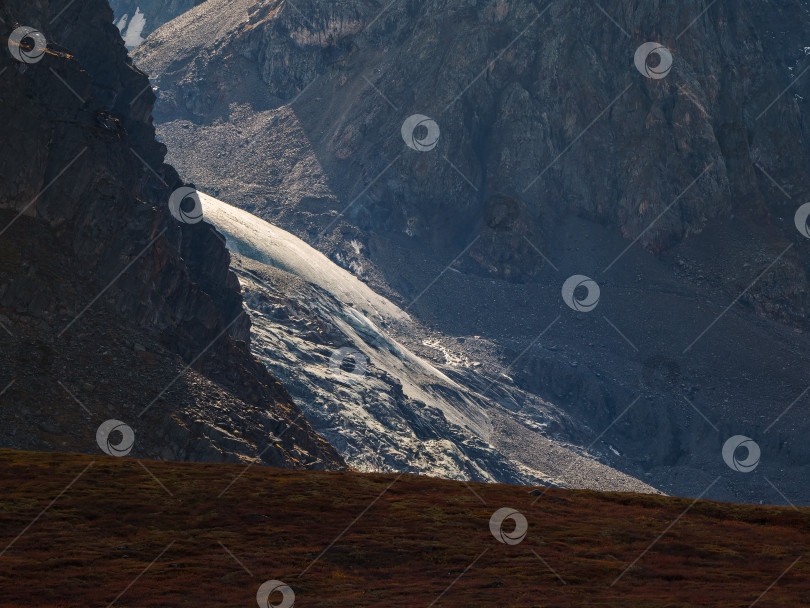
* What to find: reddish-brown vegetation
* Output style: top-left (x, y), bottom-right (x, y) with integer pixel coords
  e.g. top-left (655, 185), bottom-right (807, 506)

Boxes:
top-left (0, 449), bottom-right (808, 607)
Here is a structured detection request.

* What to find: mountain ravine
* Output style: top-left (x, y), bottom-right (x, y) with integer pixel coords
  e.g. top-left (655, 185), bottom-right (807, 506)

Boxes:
top-left (132, 0), bottom-right (810, 505)
top-left (0, 0), bottom-right (344, 470)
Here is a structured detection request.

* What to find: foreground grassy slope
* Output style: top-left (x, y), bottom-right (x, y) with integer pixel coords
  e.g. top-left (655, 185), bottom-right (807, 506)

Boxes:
top-left (0, 450), bottom-right (808, 607)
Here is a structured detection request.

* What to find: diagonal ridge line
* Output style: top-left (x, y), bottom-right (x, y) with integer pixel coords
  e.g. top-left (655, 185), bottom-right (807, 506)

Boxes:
top-left (129, 147), bottom-right (170, 188)
top-left (59, 228), bottom-right (168, 337)
top-left (217, 411), bottom-right (306, 498)
top-left (138, 313), bottom-right (243, 417)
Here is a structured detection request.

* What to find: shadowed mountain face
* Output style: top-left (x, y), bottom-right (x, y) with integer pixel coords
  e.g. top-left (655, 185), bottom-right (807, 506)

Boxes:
top-left (0, 0), bottom-right (344, 469)
top-left (131, 0), bottom-right (810, 504)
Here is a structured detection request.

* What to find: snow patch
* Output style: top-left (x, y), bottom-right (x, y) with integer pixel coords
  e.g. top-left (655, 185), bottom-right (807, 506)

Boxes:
top-left (119, 7), bottom-right (147, 49)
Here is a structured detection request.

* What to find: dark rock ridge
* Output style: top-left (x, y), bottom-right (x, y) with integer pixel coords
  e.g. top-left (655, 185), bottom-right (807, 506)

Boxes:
top-left (0, 0), bottom-right (344, 469)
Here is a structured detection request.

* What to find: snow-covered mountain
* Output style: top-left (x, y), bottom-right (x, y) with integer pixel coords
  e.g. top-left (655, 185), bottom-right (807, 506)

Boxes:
top-left (202, 193), bottom-right (660, 491)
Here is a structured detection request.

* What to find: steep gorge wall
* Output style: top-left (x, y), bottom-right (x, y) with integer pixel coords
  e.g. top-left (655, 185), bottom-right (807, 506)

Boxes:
top-left (0, 0), bottom-right (344, 468)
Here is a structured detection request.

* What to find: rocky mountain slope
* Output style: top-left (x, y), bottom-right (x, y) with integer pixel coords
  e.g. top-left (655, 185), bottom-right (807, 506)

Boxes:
top-left (132, 0), bottom-right (810, 505)
top-left (202, 193), bottom-right (659, 492)
top-left (2, 450), bottom-right (810, 607)
top-left (108, 0), bottom-right (205, 44)
top-left (0, 0), bottom-right (343, 469)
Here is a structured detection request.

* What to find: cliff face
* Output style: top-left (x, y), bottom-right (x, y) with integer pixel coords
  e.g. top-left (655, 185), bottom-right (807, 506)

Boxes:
top-left (0, 0), bottom-right (344, 469)
top-left (130, 0), bottom-right (810, 505)
top-left (134, 0), bottom-right (810, 322)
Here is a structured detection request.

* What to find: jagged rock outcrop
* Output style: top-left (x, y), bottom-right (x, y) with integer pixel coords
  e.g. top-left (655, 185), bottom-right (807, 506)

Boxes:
top-left (0, 0), bottom-right (345, 469)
